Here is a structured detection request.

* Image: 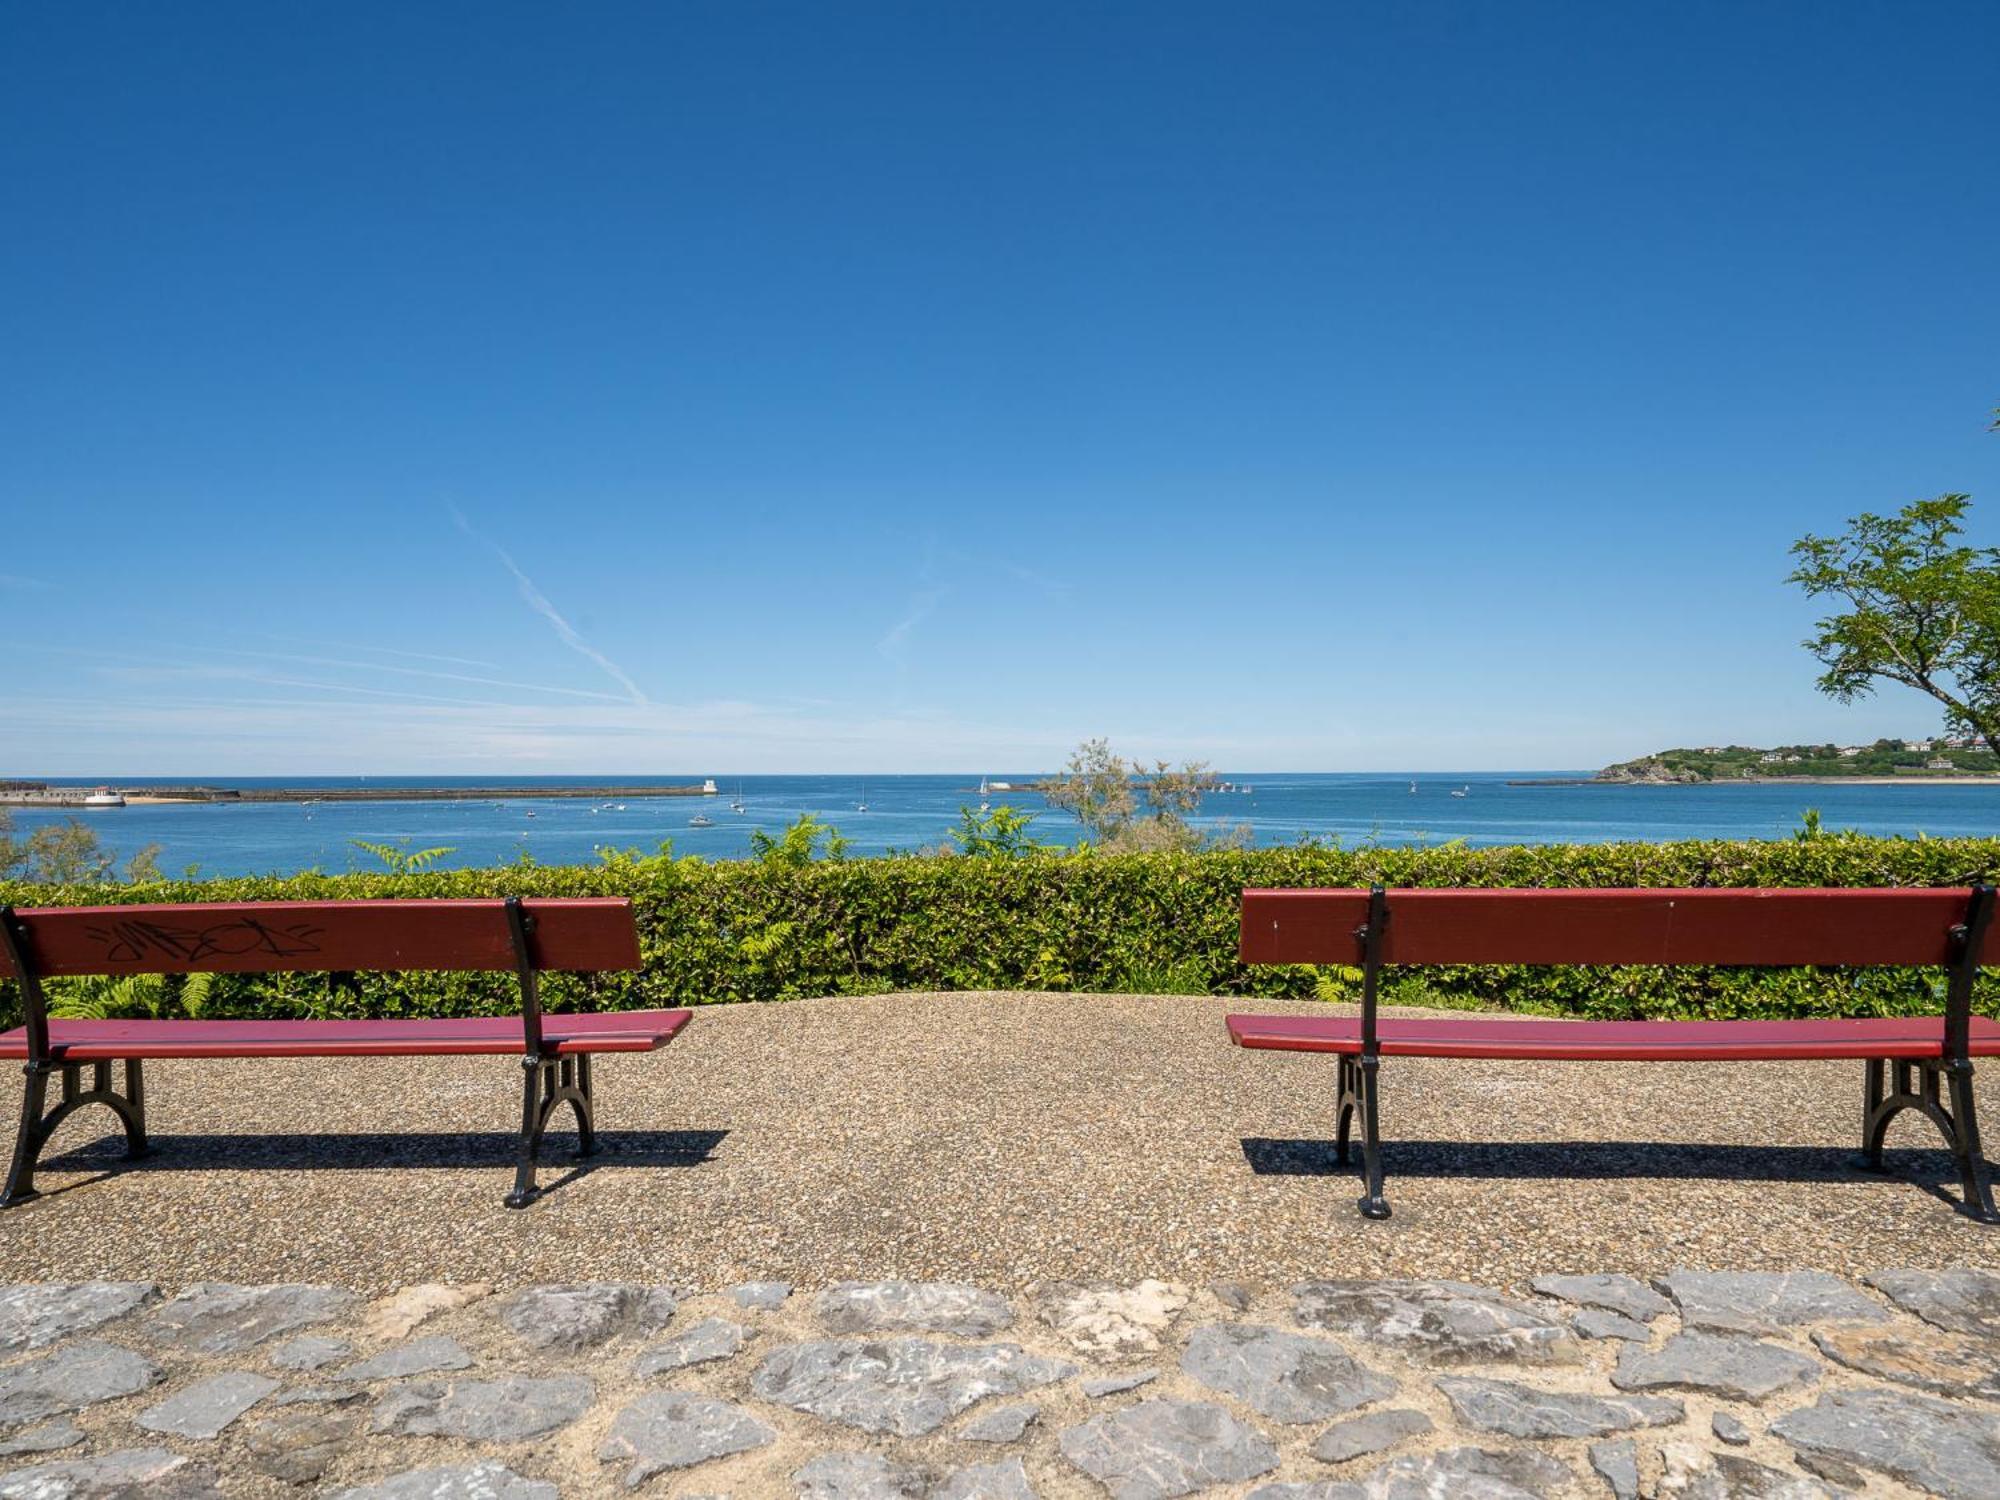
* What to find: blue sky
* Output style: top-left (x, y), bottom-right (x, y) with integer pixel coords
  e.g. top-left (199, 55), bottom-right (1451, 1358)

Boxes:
top-left (3, 2), bottom-right (1996, 774)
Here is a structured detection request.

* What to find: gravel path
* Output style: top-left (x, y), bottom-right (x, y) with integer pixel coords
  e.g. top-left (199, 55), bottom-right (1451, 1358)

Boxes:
top-left (2, 992), bottom-right (1997, 1291)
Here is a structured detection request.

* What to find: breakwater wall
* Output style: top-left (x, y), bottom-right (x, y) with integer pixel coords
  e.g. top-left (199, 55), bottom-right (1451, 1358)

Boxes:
top-left (1, 784), bottom-right (714, 807)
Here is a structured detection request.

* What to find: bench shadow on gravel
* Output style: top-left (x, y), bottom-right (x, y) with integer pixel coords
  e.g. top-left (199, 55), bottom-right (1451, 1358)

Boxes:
top-left (32, 1129), bottom-right (727, 1201)
top-left (1242, 1135), bottom-right (1964, 1189)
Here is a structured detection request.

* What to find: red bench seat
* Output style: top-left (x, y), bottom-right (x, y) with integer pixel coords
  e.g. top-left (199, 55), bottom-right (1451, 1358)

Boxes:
top-left (1227, 1012), bottom-right (2000, 1062)
top-left (0, 896), bottom-right (672, 1209)
top-left (1231, 884), bottom-right (2000, 1223)
top-left (0, 1010), bottom-right (691, 1061)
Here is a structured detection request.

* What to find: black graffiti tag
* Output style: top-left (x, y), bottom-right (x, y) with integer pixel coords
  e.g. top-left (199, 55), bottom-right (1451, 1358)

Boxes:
top-left (87, 917), bottom-right (327, 966)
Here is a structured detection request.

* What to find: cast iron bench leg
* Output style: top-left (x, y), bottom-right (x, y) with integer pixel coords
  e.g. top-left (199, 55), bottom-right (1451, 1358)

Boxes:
top-left (505, 1054), bottom-right (599, 1210)
top-left (1333, 1055), bottom-right (1356, 1166)
top-left (1857, 1056), bottom-right (1998, 1223)
top-left (1947, 1060), bottom-right (1999, 1223)
top-left (3, 1059), bottom-right (149, 1208)
top-left (1355, 1054), bottom-right (1390, 1220)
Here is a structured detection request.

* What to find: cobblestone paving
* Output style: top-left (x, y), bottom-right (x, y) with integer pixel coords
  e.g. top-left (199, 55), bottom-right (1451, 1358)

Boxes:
top-left (3, 1270), bottom-right (1999, 1498)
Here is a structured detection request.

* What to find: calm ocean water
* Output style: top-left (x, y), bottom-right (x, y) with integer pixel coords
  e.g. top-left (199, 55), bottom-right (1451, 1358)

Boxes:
top-left (9, 773), bottom-right (2000, 878)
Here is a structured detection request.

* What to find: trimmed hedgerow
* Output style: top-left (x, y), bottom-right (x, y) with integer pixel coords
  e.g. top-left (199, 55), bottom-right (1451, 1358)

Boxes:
top-left (4, 836), bottom-right (2000, 1024)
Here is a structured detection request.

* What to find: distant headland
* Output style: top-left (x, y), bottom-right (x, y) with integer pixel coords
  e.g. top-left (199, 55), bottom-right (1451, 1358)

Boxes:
top-left (1510, 738), bottom-right (2000, 788)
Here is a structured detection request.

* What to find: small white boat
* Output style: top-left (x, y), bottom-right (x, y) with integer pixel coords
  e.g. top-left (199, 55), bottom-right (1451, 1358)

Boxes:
top-left (1409, 780), bottom-right (1417, 793)
top-left (524, 810), bottom-right (537, 818)
top-left (978, 801), bottom-right (990, 812)
top-left (1450, 785), bottom-right (1470, 798)
top-left (978, 776), bottom-right (990, 797)
top-left (689, 813), bottom-right (715, 827)
top-left (82, 788), bottom-right (125, 808)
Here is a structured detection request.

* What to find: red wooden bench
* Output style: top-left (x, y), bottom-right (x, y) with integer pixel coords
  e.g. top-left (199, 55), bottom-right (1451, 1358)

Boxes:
top-left (0, 897), bottom-right (688, 1209)
top-left (1229, 885), bottom-right (1999, 1223)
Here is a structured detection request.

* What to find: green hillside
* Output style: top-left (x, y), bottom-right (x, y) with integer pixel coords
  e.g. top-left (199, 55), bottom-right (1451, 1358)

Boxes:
top-left (1600, 738), bottom-right (1999, 782)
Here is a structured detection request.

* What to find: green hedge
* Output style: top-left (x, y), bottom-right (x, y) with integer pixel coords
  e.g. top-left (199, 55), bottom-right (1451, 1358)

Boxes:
top-left (5, 836), bottom-right (2000, 1024)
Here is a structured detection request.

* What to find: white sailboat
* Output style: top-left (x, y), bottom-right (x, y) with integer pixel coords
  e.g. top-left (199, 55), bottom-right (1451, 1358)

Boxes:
top-left (730, 782), bottom-right (746, 813)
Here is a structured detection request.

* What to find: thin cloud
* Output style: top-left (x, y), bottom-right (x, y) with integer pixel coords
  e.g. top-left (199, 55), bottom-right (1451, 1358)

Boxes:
top-left (263, 633), bottom-right (503, 671)
top-left (878, 585), bottom-right (947, 664)
top-left (0, 574), bottom-right (49, 590)
top-left (449, 504), bottom-right (649, 704)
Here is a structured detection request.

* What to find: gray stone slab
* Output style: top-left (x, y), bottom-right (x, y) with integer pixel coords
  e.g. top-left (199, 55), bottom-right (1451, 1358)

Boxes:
top-left (792, 1452), bottom-right (927, 1499)
top-left (1058, 1398), bottom-right (1279, 1500)
top-left (0, 1283), bottom-right (154, 1353)
top-left (329, 1463), bottom-right (559, 1500)
top-left (1082, 1371), bottom-right (1158, 1397)
top-left (136, 1370), bottom-right (279, 1439)
top-left (0, 1419), bottom-right (84, 1457)
top-left (1292, 1280), bottom-right (1579, 1366)
top-left (1437, 1376), bottom-right (1682, 1439)
top-left (1573, 1308), bottom-right (1652, 1342)
top-left (1713, 1411), bottom-right (1752, 1445)
top-left (143, 1283), bottom-right (356, 1354)
top-left (1656, 1442), bottom-right (1842, 1498)
top-left (1866, 1268), bottom-right (2000, 1338)
top-left (1310, 1407), bottom-right (1432, 1463)
top-left (270, 1334), bottom-right (351, 1371)
top-left (1589, 1438), bottom-right (1639, 1500)
top-left (1356, 1445), bottom-right (1571, 1499)
top-left (0, 1338), bottom-right (162, 1426)
top-left (1246, 1486), bottom-right (1363, 1500)
top-left (598, 1390), bottom-right (775, 1488)
top-left (753, 1338), bottom-right (1074, 1438)
top-left (341, 1336), bottom-right (475, 1382)
top-left (936, 1458), bottom-right (1038, 1500)
top-left (370, 1374), bottom-right (594, 1441)
top-left (1530, 1274), bottom-right (1670, 1322)
top-left (1655, 1272), bottom-right (1886, 1335)
top-left (0, 1448), bottom-right (221, 1499)
top-left (1612, 1332), bottom-right (1820, 1402)
top-left (242, 1406), bottom-right (361, 1483)
top-left (634, 1316), bottom-right (748, 1374)
top-left (1182, 1323), bottom-right (1395, 1424)
top-left (268, 1384), bottom-right (365, 1407)
top-left (498, 1283), bottom-right (677, 1350)
top-left (961, 1401), bottom-right (1040, 1443)
top-left (729, 1281), bottom-right (792, 1310)
top-left (1772, 1385), bottom-right (2000, 1500)
top-left (1811, 1323), bottom-right (2000, 1398)
top-left (816, 1281), bottom-right (1014, 1337)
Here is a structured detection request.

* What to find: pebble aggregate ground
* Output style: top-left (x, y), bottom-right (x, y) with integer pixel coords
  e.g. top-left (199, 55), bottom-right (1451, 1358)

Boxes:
top-left (1, 992), bottom-right (1998, 1495)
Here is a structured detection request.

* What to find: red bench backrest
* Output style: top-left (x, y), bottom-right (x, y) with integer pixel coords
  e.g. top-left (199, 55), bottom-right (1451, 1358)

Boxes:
top-left (1240, 887), bottom-right (1985, 968)
top-left (0, 899), bottom-right (642, 979)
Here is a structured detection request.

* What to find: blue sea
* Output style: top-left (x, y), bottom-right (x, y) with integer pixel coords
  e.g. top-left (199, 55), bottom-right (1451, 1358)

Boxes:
top-left (8, 772), bottom-right (2000, 878)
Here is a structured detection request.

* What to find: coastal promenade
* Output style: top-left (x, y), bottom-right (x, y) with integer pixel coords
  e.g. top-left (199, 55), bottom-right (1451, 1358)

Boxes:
top-left (2, 993), bottom-right (1998, 1494)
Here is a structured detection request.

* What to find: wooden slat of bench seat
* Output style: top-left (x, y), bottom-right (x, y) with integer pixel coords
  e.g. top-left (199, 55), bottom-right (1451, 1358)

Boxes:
top-left (0, 899), bottom-right (644, 979)
top-left (1240, 887), bottom-right (1980, 968)
top-left (0, 1009), bottom-right (691, 1060)
top-left (1225, 1011), bottom-right (2000, 1060)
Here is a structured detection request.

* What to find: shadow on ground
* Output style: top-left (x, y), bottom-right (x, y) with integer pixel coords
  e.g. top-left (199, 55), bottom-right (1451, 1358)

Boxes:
top-left (1242, 1135), bottom-right (1961, 1184)
top-left (42, 1128), bottom-right (728, 1172)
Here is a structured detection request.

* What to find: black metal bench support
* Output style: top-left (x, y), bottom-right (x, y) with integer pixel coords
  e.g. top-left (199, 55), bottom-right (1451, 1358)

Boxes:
top-left (503, 896), bottom-right (598, 1209)
top-left (1855, 884), bottom-right (1999, 1222)
top-left (1, 905), bottom-right (150, 1207)
top-left (1349, 886), bottom-right (1390, 1220)
top-left (3, 1058), bottom-right (148, 1206)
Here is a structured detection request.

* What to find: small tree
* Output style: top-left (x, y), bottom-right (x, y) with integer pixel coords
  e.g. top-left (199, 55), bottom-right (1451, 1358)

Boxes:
top-left (749, 814), bottom-right (849, 867)
top-left (1040, 738), bottom-right (1221, 852)
top-left (1787, 496), bottom-right (2000, 759)
top-left (948, 804), bottom-right (1045, 858)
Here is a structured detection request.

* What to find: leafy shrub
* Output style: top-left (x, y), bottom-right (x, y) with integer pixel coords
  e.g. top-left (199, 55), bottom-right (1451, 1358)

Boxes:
top-left (5, 835), bottom-right (2000, 1023)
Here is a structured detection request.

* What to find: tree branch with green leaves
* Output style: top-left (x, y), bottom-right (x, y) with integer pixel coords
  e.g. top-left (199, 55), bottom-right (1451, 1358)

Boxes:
top-left (1788, 495), bottom-right (2000, 759)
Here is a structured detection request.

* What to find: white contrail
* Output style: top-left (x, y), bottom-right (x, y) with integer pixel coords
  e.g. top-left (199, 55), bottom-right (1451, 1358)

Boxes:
top-left (450, 505), bottom-right (649, 704)
top-left (878, 585), bottom-right (946, 663)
